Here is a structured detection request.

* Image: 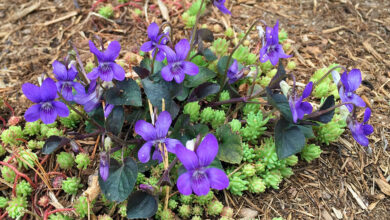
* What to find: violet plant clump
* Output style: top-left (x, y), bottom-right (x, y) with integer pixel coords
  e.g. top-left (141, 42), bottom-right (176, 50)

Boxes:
top-left (14, 0), bottom-right (375, 219)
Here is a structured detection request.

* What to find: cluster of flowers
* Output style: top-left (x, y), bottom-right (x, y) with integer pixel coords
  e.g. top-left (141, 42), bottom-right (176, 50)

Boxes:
top-left (21, 0), bottom-right (373, 201)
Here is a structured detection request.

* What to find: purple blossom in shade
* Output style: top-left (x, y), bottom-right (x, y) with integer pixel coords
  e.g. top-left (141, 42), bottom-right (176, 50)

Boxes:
top-left (104, 104), bottom-right (114, 118)
top-left (87, 40), bottom-right (125, 82)
top-left (135, 111), bottom-right (184, 163)
top-left (339, 69), bottom-right (366, 112)
top-left (347, 108), bottom-right (374, 146)
top-left (52, 61), bottom-right (84, 101)
top-left (22, 78), bottom-right (69, 124)
top-left (259, 21), bottom-right (291, 66)
top-left (140, 22), bottom-right (173, 62)
top-left (176, 134), bottom-right (229, 196)
top-left (213, 0), bottom-right (231, 15)
top-left (100, 152), bottom-right (109, 181)
top-left (74, 80), bottom-right (101, 112)
top-left (289, 82), bottom-right (313, 123)
top-left (161, 39), bottom-right (199, 83)
top-left (227, 60), bottom-right (243, 84)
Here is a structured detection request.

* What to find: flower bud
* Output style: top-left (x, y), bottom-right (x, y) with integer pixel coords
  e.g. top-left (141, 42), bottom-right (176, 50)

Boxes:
top-left (100, 152), bottom-right (109, 181)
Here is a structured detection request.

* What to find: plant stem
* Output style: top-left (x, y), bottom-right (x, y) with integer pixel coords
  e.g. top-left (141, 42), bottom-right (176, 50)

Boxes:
top-left (0, 161), bottom-right (36, 188)
top-left (187, 0), bottom-right (205, 60)
top-left (210, 88), bottom-right (265, 107)
top-left (314, 65), bottom-right (347, 86)
top-left (44, 208), bottom-right (75, 220)
top-left (304, 102), bottom-right (353, 120)
top-left (220, 19), bottom-right (261, 89)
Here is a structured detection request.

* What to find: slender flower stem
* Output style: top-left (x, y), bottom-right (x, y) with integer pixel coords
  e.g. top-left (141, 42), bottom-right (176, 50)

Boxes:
top-left (304, 102), bottom-right (354, 120)
top-left (43, 208), bottom-right (75, 220)
top-left (248, 65), bottom-right (260, 97)
top-left (210, 88), bottom-right (265, 107)
top-left (0, 161), bottom-right (36, 188)
top-left (314, 65), bottom-right (347, 86)
top-left (187, 0), bottom-right (205, 60)
top-left (220, 19), bottom-right (262, 89)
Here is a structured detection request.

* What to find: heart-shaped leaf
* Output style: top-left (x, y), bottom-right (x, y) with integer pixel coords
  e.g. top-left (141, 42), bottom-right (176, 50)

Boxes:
top-left (310, 95), bottom-right (335, 123)
top-left (42, 136), bottom-right (70, 155)
top-left (187, 82), bottom-right (220, 102)
top-left (105, 79), bottom-right (142, 106)
top-left (268, 62), bottom-right (287, 89)
top-left (142, 78), bottom-right (181, 118)
top-left (275, 118), bottom-right (306, 159)
top-left (267, 89), bottom-right (293, 122)
top-left (216, 124), bottom-right (243, 164)
top-left (105, 106), bottom-right (124, 135)
top-left (184, 66), bottom-right (216, 88)
top-left (126, 191), bottom-right (158, 219)
top-left (132, 66), bottom-right (150, 79)
top-left (99, 157), bottom-right (138, 202)
top-left (85, 107), bottom-right (105, 133)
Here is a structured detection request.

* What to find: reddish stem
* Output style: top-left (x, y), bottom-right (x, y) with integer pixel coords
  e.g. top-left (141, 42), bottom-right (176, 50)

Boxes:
top-left (7, 154), bottom-right (16, 163)
top-left (15, 138), bottom-right (29, 145)
top-left (47, 172), bottom-right (67, 179)
top-left (0, 161), bottom-right (36, 188)
top-left (0, 211), bottom-right (8, 219)
top-left (0, 116), bottom-right (6, 130)
top-left (114, 2), bottom-right (142, 10)
top-left (4, 100), bottom-right (15, 116)
top-left (12, 175), bottom-right (19, 197)
top-left (43, 208), bottom-right (75, 220)
top-left (91, 0), bottom-right (107, 11)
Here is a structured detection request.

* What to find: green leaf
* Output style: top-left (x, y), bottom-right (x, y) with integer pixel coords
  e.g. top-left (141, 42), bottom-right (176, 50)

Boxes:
top-left (187, 82), bottom-right (220, 102)
top-left (176, 87), bottom-right (190, 101)
top-left (171, 114), bottom-right (196, 145)
top-left (296, 124), bottom-right (314, 138)
top-left (85, 107), bottom-right (104, 133)
top-left (105, 79), bottom-right (142, 106)
top-left (216, 125), bottom-right (243, 164)
top-left (202, 48), bottom-right (217, 61)
top-left (42, 136), bottom-right (70, 155)
top-left (268, 62), bottom-right (287, 89)
top-left (266, 88), bottom-right (293, 122)
top-left (105, 106), bottom-right (124, 135)
top-left (310, 95), bottom-right (335, 123)
top-left (184, 66), bottom-right (216, 88)
top-left (275, 118), bottom-right (306, 159)
top-left (99, 157), bottom-right (138, 202)
top-left (140, 58), bottom-right (164, 74)
top-left (142, 78), bottom-right (181, 118)
top-left (126, 191), bottom-right (158, 219)
top-left (217, 56), bottom-right (234, 75)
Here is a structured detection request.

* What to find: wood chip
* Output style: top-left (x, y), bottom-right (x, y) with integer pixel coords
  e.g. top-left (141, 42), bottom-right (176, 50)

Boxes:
top-left (157, 0), bottom-right (170, 21)
top-left (346, 183), bottom-right (367, 210)
top-left (363, 40), bottom-right (390, 68)
top-left (321, 209), bottom-right (333, 220)
top-left (239, 208), bottom-right (258, 219)
top-left (7, 1), bottom-right (41, 23)
top-left (322, 26), bottom-right (347, 34)
top-left (41, 11), bottom-right (78, 26)
top-left (331, 207), bottom-right (343, 219)
top-left (374, 178), bottom-right (390, 196)
top-left (83, 174), bottom-right (101, 202)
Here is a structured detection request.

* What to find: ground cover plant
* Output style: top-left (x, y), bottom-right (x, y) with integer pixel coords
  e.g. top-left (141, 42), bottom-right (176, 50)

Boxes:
top-left (0, 0), bottom-right (378, 219)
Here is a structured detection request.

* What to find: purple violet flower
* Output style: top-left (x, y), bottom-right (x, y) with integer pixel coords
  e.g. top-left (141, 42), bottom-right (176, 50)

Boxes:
top-left (227, 60), bottom-right (243, 84)
top-left (339, 69), bottom-right (366, 112)
top-left (104, 104), bottom-right (114, 118)
top-left (347, 108), bottom-right (373, 146)
top-left (213, 0), bottom-right (231, 15)
top-left (135, 111), bottom-right (183, 163)
top-left (259, 21), bottom-right (291, 66)
top-left (100, 152), bottom-right (109, 181)
top-left (22, 78), bottom-right (69, 124)
top-left (52, 61), bottom-right (84, 101)
top-left (176, 134), bottom-right (229, 196)
top-left (161, 39), bottom-right (199, 83)
top-left (74, 80), bottom-right (101, 112)
top-left (87, 40), bottom-right (125, 82)
top-left (289, 82), bottom-right (313, 123)
top-left (140, 22), bottom-right (174, 62)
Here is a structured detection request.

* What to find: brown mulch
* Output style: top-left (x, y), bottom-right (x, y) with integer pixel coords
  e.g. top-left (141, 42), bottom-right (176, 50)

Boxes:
top-left (1, 0), bottom-right (390, 219)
